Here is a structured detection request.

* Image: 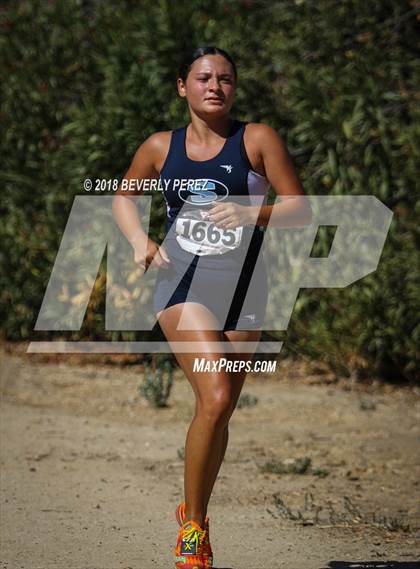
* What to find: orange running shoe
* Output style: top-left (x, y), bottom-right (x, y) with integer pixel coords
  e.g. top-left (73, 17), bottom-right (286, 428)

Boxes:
top-left (175, 502), bottom-right (213, 568)
top-left (174, 520), bottom-right (208, 569)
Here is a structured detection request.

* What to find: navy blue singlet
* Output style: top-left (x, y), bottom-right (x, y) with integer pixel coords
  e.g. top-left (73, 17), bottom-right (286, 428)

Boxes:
top-left (154, 118), bottom-right (270, 331)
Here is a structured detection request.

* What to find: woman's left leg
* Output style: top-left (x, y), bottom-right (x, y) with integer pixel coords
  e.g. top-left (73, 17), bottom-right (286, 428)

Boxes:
top-left (201, 328), bottom-right (261, 512)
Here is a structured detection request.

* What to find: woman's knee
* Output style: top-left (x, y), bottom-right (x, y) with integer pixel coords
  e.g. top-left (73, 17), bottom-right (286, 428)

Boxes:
top-left (196, 389), bottom-right (235, 426)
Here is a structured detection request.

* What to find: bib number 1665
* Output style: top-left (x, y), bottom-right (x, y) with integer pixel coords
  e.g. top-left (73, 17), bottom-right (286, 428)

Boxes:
top-left (177, 219), bottom-right (241, 247)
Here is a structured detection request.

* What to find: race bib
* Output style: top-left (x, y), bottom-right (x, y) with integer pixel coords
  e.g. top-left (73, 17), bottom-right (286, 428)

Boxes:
top-left (175, 211), bottom-right (243, 256)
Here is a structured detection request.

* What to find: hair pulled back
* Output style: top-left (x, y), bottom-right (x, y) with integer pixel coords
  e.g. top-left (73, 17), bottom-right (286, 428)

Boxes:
top-left (178, 46), bottom-right (237, 82)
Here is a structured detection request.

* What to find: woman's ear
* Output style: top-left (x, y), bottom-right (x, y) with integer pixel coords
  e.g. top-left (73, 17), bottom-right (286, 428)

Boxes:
top-left (177, 78), bottom-right (186, 98)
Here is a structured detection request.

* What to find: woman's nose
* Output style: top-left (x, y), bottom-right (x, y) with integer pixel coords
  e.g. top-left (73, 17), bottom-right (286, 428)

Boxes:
top-left (208, 77), bottom-right (219, 91)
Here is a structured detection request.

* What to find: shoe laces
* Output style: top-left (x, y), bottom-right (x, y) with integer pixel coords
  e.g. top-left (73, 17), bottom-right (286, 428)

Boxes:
top-left (182, 524), bottom-right (206, 548)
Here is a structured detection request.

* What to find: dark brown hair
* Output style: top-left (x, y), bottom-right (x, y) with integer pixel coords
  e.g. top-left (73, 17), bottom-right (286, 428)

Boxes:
top-left (178, 46), bottom-right (237, 82)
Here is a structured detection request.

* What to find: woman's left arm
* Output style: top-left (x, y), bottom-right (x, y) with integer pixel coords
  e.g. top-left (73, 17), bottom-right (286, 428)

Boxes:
top-left (210, 124), bottom-right (313, 229)
top-left (250, 124), bottom-right (313, 228)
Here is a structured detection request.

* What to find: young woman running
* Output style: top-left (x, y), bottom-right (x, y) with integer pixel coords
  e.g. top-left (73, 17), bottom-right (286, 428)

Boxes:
top-left (113, 46), bottom-right (311, 569)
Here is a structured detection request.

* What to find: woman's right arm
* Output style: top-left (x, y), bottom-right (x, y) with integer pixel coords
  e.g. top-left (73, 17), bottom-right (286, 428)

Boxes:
top-left (112, 133), bottom-right (170, 270)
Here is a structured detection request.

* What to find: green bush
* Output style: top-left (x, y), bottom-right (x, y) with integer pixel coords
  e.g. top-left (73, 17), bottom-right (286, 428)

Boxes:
top-left (139, 357), bottom-right (174, 408)
top-left (1, 0), bottom-right (418, 382)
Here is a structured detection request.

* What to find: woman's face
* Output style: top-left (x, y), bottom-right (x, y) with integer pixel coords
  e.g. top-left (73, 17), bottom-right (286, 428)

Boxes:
top-left (178, 54), bottom-right (236, 117)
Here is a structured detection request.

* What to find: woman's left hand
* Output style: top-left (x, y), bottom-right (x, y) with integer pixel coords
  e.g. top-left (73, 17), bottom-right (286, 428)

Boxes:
top-left (208, 202), bottom-right (258, 229)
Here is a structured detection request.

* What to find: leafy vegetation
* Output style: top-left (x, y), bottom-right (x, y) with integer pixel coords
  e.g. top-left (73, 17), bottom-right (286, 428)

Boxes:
top-left (1, 0), bottom-right (418, 382)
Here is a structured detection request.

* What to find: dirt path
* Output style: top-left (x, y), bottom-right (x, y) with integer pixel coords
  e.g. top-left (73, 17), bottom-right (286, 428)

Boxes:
top-left (0, 346), bottom-right (419, 569)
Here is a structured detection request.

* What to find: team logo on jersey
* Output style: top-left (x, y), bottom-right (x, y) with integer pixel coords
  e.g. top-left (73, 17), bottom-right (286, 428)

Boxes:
top-left (220, 164), bottom-right (233, 173)
top-left (243, 314), bottom-right (256, 322)
top-left (178, 178), bottom-right (229, 205)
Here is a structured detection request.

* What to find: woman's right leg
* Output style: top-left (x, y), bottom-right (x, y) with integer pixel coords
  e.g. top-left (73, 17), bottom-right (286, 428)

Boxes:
top-left (158, 302), bottom-right (239, 529)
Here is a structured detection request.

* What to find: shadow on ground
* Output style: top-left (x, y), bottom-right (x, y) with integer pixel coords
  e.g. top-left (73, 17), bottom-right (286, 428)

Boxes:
top-left (319, 562), bottom-right (420, 569)
top-left (211, 563), bottom-right (420, 569)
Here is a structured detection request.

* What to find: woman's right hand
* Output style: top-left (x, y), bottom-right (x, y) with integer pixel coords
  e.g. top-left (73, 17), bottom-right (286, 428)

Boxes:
top-left (132, 236), bottom-right (170, 270)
